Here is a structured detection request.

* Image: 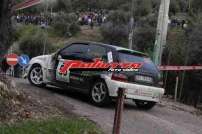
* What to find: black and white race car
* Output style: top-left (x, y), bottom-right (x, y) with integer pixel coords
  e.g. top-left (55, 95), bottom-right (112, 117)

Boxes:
top-left (26, 41), bottom-right (164, 109)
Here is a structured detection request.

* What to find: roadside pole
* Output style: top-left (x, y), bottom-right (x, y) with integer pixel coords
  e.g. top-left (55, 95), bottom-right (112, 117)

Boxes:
top-left (18, 55), bottom-right (30, 78)
top-left (6, 53), bottom-right (18, 77)
top-left (153, 0), bottom-right (170, 65)
top-left (174, 76), bottom-right (179, 101)
top-left (128, 0), bottom-right (135, 49)
top-left (113, 88), bottom-right (126, 134)
top-left (11, 66), bottom-right (14, 77)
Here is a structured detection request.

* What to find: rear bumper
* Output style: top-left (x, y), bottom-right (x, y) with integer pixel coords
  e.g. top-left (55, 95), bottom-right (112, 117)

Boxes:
top-left (105, 78), bottom-right (164, 102)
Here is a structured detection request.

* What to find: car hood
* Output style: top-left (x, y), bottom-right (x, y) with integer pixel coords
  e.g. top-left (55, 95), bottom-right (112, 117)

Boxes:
top-left (32, 55), bottom-right (52, 61)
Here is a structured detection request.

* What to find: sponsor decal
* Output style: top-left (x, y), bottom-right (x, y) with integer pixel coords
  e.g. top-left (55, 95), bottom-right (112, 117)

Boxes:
top-left (59, 59), bottom-right (143, 75)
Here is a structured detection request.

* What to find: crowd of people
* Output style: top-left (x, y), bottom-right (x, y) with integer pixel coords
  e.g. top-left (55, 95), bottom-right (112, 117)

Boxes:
top-left (15, 14), bottom-right (52, 27)
top-left (15, 11), bottom-right (108, 29)
top-left (78, 12), bottom-right (107, 28)
top-left (170, 19), bottom-right (188, 29)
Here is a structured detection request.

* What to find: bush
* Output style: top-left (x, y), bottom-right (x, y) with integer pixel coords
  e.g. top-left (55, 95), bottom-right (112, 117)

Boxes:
top-left (19, 27), bottom-right (56, 58)
top-left (52, 21), bottom-right (71, 37)
top-left (133, 24), bottom-right (156, 52)
top-left (134, 0), bottom-right (152, 17)
top-left (52, 12), bottom-right (80, 37)
top-left (100, 10), bottom-right (129, 47)
top-left (69, 22), bottom-right (81, 36)
top-left (100, 22), bottom-right (128, 46)
top-left (107, 10), bottom-right (130, 25)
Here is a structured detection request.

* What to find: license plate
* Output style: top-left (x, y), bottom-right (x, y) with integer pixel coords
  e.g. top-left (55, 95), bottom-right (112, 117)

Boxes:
top-left (135, 75), bottom-right (153, 83)
top-left (132, 89), bottom-right (153, 97)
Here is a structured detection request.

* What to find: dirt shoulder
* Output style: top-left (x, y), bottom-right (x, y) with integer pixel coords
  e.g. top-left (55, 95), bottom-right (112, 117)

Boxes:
top-left (0, 76), bottom-right (74, 123)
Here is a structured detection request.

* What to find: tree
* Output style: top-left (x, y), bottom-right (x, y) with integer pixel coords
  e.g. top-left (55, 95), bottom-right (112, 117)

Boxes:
top-left (0, 0), bottom-right (13, 58)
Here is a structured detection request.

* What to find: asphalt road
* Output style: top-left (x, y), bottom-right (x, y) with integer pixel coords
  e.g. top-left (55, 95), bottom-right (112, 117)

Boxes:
top-left (14, 78), bottom-right (202, 134)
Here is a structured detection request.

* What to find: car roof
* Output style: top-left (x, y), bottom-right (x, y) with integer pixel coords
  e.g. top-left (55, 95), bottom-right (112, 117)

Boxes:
top-left (68, 41), bottom-right (148, 56)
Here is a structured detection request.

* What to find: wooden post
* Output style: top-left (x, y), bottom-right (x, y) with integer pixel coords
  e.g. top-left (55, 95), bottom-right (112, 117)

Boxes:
top-left (174, 76), bottom-right (179, 101)
top-left (113, 88), bottom-right (126, 134)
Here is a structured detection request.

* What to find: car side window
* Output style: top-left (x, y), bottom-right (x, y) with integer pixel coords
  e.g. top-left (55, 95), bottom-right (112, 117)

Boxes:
top-left (59, 44), bottom-right (89, 59)
top-left (88, 45), bottom-right (108, 62)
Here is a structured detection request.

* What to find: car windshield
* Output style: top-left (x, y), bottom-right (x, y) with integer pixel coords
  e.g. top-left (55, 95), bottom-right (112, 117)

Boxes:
top-left (118, 51), bottom-right (158, 73)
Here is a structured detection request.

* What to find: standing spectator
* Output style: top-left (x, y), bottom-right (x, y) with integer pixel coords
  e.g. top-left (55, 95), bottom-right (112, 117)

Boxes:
top-left (90, 19), bottom-right (94, 29)
top-left (88, 17), bottom-right (92, 26)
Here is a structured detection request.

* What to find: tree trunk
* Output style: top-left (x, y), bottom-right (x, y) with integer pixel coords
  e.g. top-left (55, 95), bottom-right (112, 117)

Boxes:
top-left (0, 0), bottom-right (14, 58)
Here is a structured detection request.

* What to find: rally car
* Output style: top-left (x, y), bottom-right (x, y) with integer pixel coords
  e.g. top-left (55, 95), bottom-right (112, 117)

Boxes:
top-left (26, 41), bottom-right (164, 109)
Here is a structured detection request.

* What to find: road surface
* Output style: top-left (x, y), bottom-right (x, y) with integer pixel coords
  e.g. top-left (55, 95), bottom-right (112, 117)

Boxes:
top-left (14, 78), bottom-right (202, 134)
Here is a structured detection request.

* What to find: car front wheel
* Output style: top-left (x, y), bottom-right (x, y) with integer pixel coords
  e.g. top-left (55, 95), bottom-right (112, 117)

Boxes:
top-left (134, 100), bottom-right (156, 110)
top-left (90, 80), bottom-right (111, 107)
top-left (28, 65), bottom-right (45, 87)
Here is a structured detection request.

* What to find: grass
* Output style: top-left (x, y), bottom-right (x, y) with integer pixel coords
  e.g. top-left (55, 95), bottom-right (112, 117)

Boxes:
top-left (0, 117), bottom-right (103, 134)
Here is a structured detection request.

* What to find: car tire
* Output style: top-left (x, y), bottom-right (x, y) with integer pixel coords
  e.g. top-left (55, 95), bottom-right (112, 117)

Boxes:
top-left (134, 100), bottom-right (156, 110)
top-left (90, 80), bottom-right (111, 107)
top-left (28, 65), bottom-right (46, 87)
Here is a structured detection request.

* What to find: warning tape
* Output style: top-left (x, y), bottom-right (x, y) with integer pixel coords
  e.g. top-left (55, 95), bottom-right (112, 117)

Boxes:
top-left (158, 66), bottom-right (202, 71)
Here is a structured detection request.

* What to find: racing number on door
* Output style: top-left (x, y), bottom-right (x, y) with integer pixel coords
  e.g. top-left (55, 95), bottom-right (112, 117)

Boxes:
top-left (56, 60), bottom-right (70, 83)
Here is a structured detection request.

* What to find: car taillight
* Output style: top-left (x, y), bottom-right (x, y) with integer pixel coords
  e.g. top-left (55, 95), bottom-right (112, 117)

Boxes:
top-left (111, 73), bottom-right (128, 82)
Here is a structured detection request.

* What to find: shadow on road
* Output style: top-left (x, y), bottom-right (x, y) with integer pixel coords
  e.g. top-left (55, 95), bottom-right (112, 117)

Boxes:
top-left (42, 85), bottom-right (139, 110)
top-left (16, 78), bottom-right (147, 111)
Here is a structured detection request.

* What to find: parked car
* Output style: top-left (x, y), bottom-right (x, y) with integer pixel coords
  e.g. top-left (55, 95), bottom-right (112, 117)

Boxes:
top-left (26, 41), bottom-right (164, 109)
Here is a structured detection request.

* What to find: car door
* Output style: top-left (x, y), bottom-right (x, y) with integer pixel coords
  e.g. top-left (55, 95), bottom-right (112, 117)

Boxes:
top-left (78, 44), bottom-right (109, 89)
top-left (55, 43), bottom-right (89, 86)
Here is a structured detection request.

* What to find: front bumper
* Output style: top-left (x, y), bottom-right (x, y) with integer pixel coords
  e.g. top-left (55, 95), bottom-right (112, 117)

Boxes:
top-left (105, 78), bottom-right (165, 102)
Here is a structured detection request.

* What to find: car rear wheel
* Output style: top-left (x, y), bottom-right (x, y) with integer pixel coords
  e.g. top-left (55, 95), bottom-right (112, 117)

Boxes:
top-left (28, 65), bottom-right (45, 87)
top-left (90, 80), bottom-right (111, 107)
top-left (134, 100), bottom-right (156, 110)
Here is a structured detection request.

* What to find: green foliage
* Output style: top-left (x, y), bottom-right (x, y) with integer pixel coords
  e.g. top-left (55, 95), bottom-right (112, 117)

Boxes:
top-left (69, 23), bottom-right (81, 36)
top-left (107, 10), bottom-right (130, 24)
top-left (133, 25), bottom-right (155, 52)
top-left (52, 12), bottom-right (80, 37)
top-left (179, 23), bottom-right (202, 106)
top-left (0, 0), bottom-right (13, 58)
top-left (18, 25), bottom-right (55, 58)
top-left (101, 22), bottom-right (128, 46)
top-left (53, 0), bottom-right (72, 12)
top-left (169, 0), bottom-right (181, 16)
top-left (163, 28), bottom-right (187, 65)
top-left (191, 0), bottom-right (202, 13)
top-left (0, 117), bottom-right (102, 134)
top-left (134, 0), bottom-right (153, 17)
top-left (162, 28), bottom-right (187, 95)
top-left (100, 10), bottom-right (129, 46)
top-left (187, 23), bottom-right (202, 65)
top-left (72, 0), bottom-right (104, 11)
